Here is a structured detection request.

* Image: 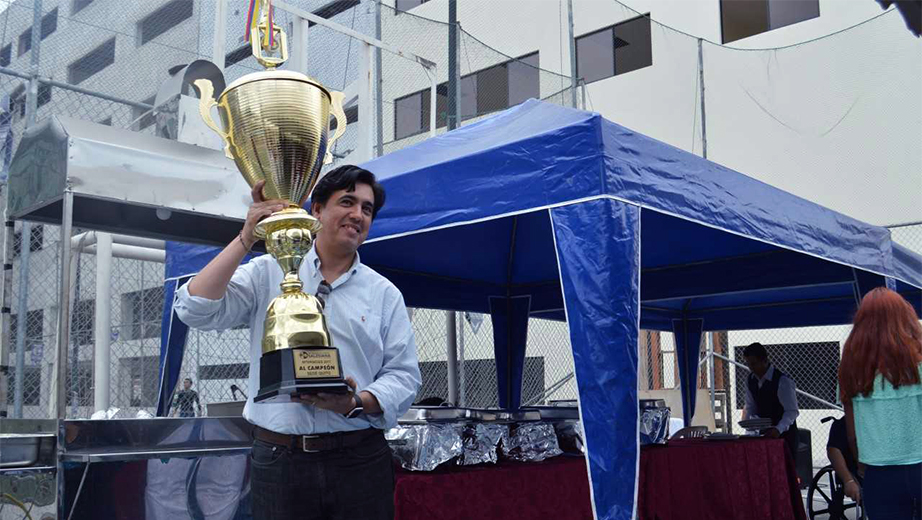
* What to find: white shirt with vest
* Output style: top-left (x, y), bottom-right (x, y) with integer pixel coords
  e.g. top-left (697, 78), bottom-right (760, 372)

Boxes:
top-left (742, 365), bottom-right (800, 434)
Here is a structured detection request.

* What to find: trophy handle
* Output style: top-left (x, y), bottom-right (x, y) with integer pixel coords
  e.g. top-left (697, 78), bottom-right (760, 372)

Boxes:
top-left (193, 79), bottom-right (233, 160)
top-left (325, 91), bottom-right (347, 165)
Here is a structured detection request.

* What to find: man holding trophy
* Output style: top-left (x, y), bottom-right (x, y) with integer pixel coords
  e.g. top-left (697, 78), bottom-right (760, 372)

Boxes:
top-left (174, 3), bottom-right (420, 518)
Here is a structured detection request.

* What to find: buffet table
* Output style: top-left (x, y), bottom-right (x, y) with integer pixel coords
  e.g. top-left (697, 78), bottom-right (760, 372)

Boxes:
top-left (638, 438), bottom-right (807, 520)
top-left (394, 437), bottom-right (806, 520)
top-left (394, 455), bottom-right (592, 520)
top-left (4, 417), bottom-right (804, 520)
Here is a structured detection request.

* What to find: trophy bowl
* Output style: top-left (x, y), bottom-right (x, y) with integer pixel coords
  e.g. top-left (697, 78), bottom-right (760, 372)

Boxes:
top-left (194, 54), bottom-right (349, 402)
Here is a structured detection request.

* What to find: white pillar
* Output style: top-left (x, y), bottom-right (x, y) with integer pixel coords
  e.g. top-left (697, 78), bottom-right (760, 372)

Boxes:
top-left (291, 16), bottom-right (310, 74)
top-left (357, 42), bottom-right (375, 162)
top-left (93, 233), bottom-right (112, 412)
top-left (212, 0), bottom-right (226, 71)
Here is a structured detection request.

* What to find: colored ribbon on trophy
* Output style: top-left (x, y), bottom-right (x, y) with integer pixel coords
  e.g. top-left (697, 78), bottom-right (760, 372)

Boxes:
top-left (244, 0), bottom-right (275, 49)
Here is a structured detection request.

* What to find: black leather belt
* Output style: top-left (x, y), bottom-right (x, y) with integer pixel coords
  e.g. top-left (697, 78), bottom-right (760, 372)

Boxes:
top-left (255, 426), bottom-right (380, 453)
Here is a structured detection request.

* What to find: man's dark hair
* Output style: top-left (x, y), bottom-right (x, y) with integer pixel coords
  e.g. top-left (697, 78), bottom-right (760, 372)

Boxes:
top-left (743, 342), bottom-right (768, 360)
top-left (184, 378), bottom-right (193, 385)
top-left (310, 165), bottom-right (386, 219)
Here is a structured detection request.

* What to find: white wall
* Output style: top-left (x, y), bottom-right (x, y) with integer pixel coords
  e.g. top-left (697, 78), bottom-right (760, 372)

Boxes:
top-left (385, 0), bottom-right (922, 226)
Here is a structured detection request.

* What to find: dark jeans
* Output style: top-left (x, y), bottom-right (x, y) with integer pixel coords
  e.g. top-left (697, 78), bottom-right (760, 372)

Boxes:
top-left (249, 429), bottom-right (395, 520)
top-left (863, 462), bottom-right (922, 520)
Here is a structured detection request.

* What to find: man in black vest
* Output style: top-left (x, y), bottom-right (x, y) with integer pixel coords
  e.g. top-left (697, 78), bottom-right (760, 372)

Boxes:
top-left (742, 343), bottom-right (800, 464)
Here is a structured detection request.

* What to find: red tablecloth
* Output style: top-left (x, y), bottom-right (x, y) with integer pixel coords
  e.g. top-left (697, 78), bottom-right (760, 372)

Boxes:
top-left (638, 438), bottom-right (807, 520)
top-left (394, 438), bottom-right (806, 520)
top-left (394, 456), bottom-right (593, 520)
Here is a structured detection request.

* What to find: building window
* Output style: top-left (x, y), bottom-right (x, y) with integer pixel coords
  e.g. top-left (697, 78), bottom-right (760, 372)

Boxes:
top-left (10, 309), bottom-right (44, 349)
top-left (37, 83), bottom-right (51, 107)
top-left (121, 356), bottom-right (159, 407)
top-left (41, 8), bottom-right (58, 39)
top-left (394, 91), bottom-right (423, 140)
top-left (721, 0), bottom-right (819, 44)
top-left (132, 95), bottom-right (157, 131)
top-left (138, 0), bottom-right (194, 46)
top-left (121, 286), bottom-right (164, 340)
top-left (10, 85), bottom-right (25, 121)
top-left (507, 52), bottom-right (540, 107)
top-left (71, 299), bottom-right (95, 346)
top-left (66, 360), bottom-right (93, 407)
top-left (396, 0), bottom-right (429, 12)
top-left (12, 224), bottom-right (43, 258)
top-left (0, 44), bottom-right (10, 67)
top-left (393, 52), bottom-right (539, 140)
top-left (18, 8), bottom-right (58, 57)
top-left (73, 0), bottom-right (94, 15)
top-left (68, 37), bottom-right (115, 85)
top-left (311, 0), bottom-right (360, 25)
top-left (225, 45), bottom-right (251, 67)
top-left (7, 366), bottom-right (41, 406)
top-left (18, 29), bottom-right (31, 57)
top-left (576, 15), bottom-right (652, 84)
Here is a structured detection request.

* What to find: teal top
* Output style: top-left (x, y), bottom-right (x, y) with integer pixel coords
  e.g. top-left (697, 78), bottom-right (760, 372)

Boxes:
top-left (852, 363), bottom-right (922, 466)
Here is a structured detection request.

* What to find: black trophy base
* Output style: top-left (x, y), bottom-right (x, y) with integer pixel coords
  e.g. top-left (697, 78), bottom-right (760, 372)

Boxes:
top-left (255, 348), bottom-right (350, 403)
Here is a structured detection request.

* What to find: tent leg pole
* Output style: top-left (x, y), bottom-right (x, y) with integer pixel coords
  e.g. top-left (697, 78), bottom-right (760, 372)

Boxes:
top-left (446, 311), bottom-right (458, 406)
top-left (708, 333), bottom-right (716, 427)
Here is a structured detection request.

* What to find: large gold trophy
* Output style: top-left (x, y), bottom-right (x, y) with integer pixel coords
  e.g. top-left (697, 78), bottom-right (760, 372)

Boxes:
top-left (194, 5), bottom-right (349, 403)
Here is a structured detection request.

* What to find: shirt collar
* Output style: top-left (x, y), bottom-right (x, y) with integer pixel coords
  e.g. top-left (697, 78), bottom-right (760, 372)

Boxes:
top-left (758, 365), bottom-right (775, 385)
top-left (308, 246), bottom-right (361, 288)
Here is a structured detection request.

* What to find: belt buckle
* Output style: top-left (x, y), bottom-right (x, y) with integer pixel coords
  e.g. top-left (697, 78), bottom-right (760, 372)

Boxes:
top-left (301, 434), bottom-right (321, 453)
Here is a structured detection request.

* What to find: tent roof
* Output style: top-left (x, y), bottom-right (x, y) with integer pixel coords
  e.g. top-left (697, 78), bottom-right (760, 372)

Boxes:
top-left (356, 100), bottom-right (921, 330)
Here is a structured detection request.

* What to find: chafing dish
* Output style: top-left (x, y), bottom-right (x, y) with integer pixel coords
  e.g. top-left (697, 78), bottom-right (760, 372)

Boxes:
top-left (523, 406), bottom-right (579, 421)
top-left (467, 408), bottom-right (541, 423)
top-left (0, 434), bottom-right (51, 468)
top-left (399, 406), bottom-right (469, 424)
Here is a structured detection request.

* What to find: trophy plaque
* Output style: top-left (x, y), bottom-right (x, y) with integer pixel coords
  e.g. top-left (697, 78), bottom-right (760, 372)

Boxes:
top-left (194, 6), bottom-right (349, 402)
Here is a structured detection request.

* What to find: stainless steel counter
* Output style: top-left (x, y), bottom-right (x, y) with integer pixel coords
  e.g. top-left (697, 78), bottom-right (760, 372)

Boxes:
top-left (61, 416), bottom-right (253, 462)
top-left (0, 417), bottom-right (255, 519)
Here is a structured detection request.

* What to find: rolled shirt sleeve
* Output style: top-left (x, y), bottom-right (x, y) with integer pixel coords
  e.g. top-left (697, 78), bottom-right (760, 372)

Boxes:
top-left (742, 381), bottom-right (758, 421)
top-left (362, 288), bottom-right (422, 430)
top-left (173, 258), bottom-right (262, 331)
top-left (776, 375), bottom-right (800, 434)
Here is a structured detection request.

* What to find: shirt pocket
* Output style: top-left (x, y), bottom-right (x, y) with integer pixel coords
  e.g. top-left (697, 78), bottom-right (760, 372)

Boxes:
top-left (348, 309), bottom-right (384, 366)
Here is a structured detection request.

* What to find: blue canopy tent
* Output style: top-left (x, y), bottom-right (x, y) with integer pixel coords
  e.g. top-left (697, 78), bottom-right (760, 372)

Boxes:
top-left (158, 100), bottom-right (922, 520)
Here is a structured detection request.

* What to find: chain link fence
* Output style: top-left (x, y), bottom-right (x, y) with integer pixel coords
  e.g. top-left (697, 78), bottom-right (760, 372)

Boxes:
top-left (0, 0), bottom-right (918, 439)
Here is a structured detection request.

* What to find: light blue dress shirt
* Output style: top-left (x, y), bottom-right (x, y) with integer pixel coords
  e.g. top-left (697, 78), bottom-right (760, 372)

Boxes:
top-left (174, 247), bottom-right (422, 435)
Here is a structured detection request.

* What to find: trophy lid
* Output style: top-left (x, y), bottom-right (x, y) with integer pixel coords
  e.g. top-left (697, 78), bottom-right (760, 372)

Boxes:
top-left (222, 69), bottom-right (332, 102)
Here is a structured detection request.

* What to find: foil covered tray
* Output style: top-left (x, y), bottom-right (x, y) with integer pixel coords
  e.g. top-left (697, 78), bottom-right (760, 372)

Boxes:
top-left (458, 423), bottom-right (508, 466)
top-left (554, 421), bottom-right (584, 455)
top-left (501, 423), bottom-right (563, 462)
top-left (386, 424), bottom-right (464, 471)
top-left (640, 407), bottom-right (671, 445)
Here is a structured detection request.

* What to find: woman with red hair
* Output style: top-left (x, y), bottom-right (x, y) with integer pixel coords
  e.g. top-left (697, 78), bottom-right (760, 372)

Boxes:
top-left (839, 287), bottom-right (922, 520)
